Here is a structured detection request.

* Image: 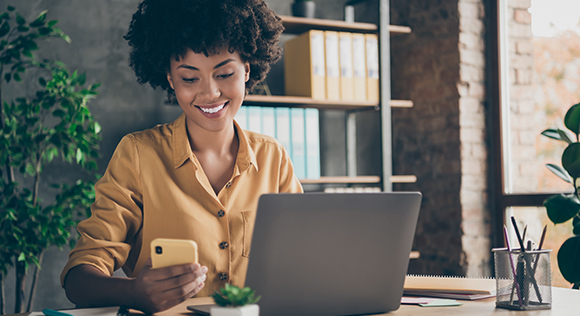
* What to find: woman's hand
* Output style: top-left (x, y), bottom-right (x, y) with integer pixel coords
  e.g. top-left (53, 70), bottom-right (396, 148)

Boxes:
top-left (130, 258), bottom-right (208, 314)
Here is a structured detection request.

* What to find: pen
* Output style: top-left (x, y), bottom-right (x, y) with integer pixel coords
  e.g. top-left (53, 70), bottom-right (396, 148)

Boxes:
top-left (537, 225), bottom-right (547, 250)
top-left (525, 240), bottom-right (543, 303)
top-left (43, 309), bottom-right (73, 316)
top-left (504, 225), bottom-right (523, 307)
top-left (531, 224), bottom-right (548, 295)
top-left (511, 216), bottom-right (526, 252)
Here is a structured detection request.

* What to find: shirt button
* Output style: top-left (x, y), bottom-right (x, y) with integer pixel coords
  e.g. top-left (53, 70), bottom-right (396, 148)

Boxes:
top-left (219, 242), bottom-right (229, 249)
top-left (219, 273), bottom-right (228, 281)
top-left (218, 210), bottom-right (225, 217)
top-left (225, 182), bottom-right (232, 188)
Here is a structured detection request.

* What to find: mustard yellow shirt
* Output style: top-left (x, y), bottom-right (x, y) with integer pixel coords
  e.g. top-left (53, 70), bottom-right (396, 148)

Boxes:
top-left (60, 113), bottom-right (303, 297)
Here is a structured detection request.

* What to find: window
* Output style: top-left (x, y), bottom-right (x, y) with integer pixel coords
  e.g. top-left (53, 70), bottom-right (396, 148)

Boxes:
top-left (491, 0), bottom-right (580, 287)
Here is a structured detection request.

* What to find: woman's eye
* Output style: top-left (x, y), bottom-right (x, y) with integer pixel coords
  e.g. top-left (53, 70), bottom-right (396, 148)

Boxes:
top-left (183, 78), bottom-right (198, 83)
top-left (218, 73), bottom-right (234, 79)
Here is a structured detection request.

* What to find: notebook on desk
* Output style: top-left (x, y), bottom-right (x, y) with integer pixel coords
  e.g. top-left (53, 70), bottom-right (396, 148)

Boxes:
top-left (240, 192), bottom-right (421, 315)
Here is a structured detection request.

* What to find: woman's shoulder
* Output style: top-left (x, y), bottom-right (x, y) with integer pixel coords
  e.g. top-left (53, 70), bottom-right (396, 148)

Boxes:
top-left (242, 130), bottom-right (284, 150)
top-left (124, 121), bottom-right (176, 142)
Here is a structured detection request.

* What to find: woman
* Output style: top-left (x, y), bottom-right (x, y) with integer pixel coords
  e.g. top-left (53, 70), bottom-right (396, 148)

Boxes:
top-left (61, 0), bottom-right (302, 313)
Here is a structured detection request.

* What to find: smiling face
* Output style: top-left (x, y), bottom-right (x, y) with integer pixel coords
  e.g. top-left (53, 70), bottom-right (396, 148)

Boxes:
top-left (167, 48), bottom-right (250, 135)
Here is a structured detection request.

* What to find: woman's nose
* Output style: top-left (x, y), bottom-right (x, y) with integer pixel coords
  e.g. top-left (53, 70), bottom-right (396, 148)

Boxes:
top-left (198, 78), bottom-right (220, 101)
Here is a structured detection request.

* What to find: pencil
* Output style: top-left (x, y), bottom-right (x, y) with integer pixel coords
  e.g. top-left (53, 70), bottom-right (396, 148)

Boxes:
top-left (504, 225), bottom-right (523, 307)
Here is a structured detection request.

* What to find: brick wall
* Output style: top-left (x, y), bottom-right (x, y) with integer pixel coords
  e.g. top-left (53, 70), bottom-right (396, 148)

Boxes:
top-left (507, 0), bottom-right (537, 193)
top-left (390, 0), bottom-right (491, 277)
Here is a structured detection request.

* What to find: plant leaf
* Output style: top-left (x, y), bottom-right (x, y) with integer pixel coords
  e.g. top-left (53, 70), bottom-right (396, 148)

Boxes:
top-left (562, 143), bottom-right (580, 178)
top-left (558, 129), bottom-right (574, 144)
top-left (0, 21), bottom-right (9, 37)
top-left (557, 235), bottom-right (580, 284)
top-left (541, 128), bottom-right (563, 141)
top-left (573, 216), bottom-right (580, 235)
top-left (565, 103), bottom-right (580, 135)
top-left (544, 194), bottom-right (580, 224)
top-left (546, 163), bottom-right (573, 183)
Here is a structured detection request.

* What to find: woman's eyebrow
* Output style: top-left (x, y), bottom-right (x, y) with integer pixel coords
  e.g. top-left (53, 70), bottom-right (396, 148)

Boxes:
top-left (176, 59), bottom-right (235, 71)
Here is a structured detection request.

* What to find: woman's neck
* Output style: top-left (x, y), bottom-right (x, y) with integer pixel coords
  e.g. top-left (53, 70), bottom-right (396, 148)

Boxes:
top-left (186, 121), bottom-right (237, 156)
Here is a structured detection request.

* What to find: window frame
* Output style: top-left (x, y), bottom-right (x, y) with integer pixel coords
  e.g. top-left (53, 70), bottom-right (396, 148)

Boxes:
top-left (487, 0), bottom-right (557, 248)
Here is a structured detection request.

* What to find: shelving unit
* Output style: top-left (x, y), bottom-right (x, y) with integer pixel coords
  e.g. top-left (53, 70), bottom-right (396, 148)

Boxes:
top-left (244, 95), bottom-right (413, 110)
top-left (242, 1), bottom-right (415, 190)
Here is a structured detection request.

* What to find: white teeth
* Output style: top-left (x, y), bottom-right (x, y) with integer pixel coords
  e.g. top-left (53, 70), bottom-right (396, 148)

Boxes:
top-left (199, 104), bottom-right (225, 114)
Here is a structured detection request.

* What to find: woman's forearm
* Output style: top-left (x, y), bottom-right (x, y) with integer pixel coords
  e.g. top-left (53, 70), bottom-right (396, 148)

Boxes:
top-left (64, 265), bottom-right (136, 309)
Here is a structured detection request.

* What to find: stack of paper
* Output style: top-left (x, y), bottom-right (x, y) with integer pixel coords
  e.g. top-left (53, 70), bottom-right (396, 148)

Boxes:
top-left (404, 275), bottom-right (496, 300)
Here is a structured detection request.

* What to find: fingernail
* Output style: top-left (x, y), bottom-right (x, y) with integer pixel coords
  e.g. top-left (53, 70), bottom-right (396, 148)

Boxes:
top-left (201, 274), bottom-right (207, 282)
top-left (201, 266), bottom-right (208, 273)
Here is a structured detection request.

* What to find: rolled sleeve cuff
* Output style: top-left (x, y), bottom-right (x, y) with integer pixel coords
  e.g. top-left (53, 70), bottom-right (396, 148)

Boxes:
top-left (60, 249), bottom-right (117, 287)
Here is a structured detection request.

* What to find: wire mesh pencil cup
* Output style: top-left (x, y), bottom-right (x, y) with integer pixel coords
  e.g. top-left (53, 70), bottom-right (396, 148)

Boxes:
top-left (493, 248), bottom-right (552, 310)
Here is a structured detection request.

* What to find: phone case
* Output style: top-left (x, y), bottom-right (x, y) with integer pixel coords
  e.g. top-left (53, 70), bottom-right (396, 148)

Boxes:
top-left (151, 238), bottom-right (198, 269)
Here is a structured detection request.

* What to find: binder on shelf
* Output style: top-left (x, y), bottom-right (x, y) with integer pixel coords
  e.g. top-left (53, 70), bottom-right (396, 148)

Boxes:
top-left (284, 30), bottom-right (326, 100)
top-left (352, 33), bottom-right (367, 101)
top-left (324, 31), bottom-right (340, 101)
top-left (365, 33), bottom-right (380, 103)
top-left (247, 106), bottom-right (262, 133)
top-left (304, 108), bottom-right (320, 179)
top-left (261, 107), bottom-right (276, 138)
top-left (235, 106), bottom-right (248, 130)
top-left (275, 107), bottom-right (291, 154)
top-left (290, 108), bottom-right (306, 179)
top-left (338, 32), bottom-right (355, 101)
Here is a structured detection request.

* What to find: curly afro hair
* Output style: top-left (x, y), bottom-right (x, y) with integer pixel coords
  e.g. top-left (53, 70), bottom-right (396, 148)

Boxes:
top-left (124, 0), bottom-right (284, 94)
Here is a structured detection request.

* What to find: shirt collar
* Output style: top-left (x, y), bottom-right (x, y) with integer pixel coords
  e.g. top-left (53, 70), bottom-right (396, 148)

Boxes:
top-left (172, 114), bottom-right (258, 173)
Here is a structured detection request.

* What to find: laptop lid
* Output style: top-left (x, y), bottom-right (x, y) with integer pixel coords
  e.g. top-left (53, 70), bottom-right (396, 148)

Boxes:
top-left (245, 192), bottom-right (422, 316)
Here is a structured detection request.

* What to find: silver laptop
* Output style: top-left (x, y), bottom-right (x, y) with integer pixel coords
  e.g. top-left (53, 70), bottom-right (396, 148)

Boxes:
top-left (244, 192), bottom-right (422, 316)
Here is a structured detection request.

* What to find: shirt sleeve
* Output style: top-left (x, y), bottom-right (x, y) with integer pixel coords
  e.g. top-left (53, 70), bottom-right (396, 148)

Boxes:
top-left (60, 135), bottom-right (144, 286)
top-left (278, 147), bottom-right (304, 193)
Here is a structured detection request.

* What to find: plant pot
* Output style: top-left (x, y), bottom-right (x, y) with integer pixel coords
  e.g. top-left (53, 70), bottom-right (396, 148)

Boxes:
top-left (291, 1), bottom-right (315, 19)
top-left (210, 304), bottom-right (259, 316)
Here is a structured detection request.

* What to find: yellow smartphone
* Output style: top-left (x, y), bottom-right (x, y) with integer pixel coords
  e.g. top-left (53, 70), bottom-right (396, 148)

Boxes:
top-left (150, 238), bottom-right (198, 269)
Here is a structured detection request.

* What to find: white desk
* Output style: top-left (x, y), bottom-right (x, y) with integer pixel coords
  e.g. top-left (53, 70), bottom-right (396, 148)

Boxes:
top-left (17, 287), bottom-right (580, 316)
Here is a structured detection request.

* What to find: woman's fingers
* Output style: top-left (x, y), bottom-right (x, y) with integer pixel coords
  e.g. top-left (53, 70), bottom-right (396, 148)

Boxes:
top-left (131, 260), bottom-right (208, 313)
top-left (142, 267), bottom-right (207, 312)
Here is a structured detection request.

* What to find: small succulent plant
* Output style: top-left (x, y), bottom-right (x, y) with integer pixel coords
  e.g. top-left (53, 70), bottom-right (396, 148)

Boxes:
top-left (211, 284), bottom-right (261, 307)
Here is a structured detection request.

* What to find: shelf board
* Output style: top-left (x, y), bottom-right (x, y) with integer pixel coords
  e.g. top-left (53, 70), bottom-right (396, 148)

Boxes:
top-left (299, 175), bottom-right (416, 184)
top-left (300, 176), bottom-right (381, 184)
top-left (280, 15), bottom-right (411, 35)
top-left (244, 95), bottom-right (413, 110)
top-left (391, 175), bottom-right (417, 183)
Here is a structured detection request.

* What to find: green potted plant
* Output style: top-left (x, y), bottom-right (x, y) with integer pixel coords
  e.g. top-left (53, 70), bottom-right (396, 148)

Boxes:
top-left (291, 0), bottom-right (315, 19)
top-left (541, 102), bottom-right (580, 289)
top-left (210, 284), bottom-right (261, 316)
top-left (0, 5), bottom-right (101, 314)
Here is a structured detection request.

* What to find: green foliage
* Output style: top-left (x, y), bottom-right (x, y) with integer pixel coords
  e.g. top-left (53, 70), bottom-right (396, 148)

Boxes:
top-left (557, 236), bottom-right (580, 285)
top-left (542, 102), bottom-right (580, 286)
top-left (211, 284), bottom-right (261, 307)
top-left (0, 5), bottom-right (101, 309)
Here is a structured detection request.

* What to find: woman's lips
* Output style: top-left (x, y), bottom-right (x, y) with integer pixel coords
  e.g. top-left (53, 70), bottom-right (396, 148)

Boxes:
top-left (196, 102), bottom-right (227, 114)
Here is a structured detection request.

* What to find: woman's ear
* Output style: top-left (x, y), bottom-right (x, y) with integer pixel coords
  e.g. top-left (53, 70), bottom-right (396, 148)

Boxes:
top-left (244, 62), bottom-right (250, 82)
top-left (167, 73), bottom-right (175, 90)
